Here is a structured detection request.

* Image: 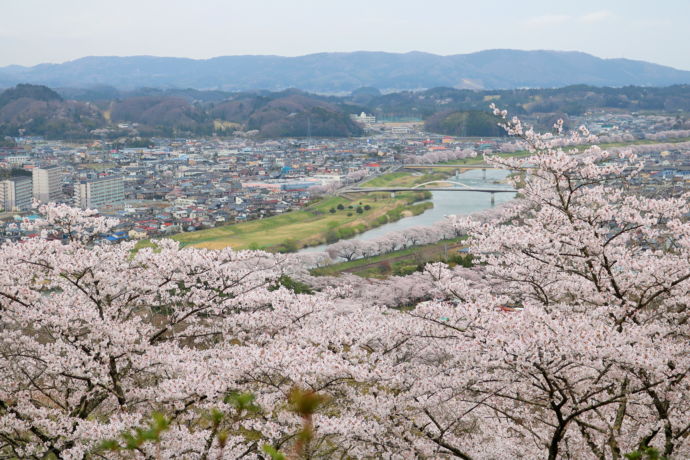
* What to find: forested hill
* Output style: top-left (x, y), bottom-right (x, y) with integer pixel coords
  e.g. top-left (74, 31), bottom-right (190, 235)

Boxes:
top-left (1, 50), bottom-right (690, 92)
top-left (2, 83), bottom-right (690, 139)
top-left (0, 86), bottom-right (364, 138)
top-left (358, 85), bottom-right (690, 117)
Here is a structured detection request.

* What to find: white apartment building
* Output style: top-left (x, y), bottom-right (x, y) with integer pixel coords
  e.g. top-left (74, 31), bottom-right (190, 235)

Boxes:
top-left (6, 155), bottom-right (31, 166)
top-left (74, 176), bottom-right (124, 210)
top-left (0, 177), bottom-right (32, 211)
top-left (32, 166), bottom-right (64, 203)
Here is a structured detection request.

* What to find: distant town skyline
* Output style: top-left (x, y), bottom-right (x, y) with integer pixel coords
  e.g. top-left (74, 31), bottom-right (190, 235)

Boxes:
top-left (1, 0), bottom-right (689, 70)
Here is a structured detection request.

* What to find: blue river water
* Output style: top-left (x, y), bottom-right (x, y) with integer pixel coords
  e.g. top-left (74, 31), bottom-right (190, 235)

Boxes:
top-left (300, 169), bottom-right (515, 253)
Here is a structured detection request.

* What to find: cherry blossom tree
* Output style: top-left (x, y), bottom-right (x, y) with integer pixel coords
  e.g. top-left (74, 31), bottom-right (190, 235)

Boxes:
top-left (1, 107), bottom-right (688, 459)
top-left (0, 206), bottom-right (403, 459)
top-left (644, 129), bottom-right (690, 141)
top-left (404, 148), bottom-right (478, 165)
top-left (380, 107), bottom-right (690, 459)
top-left (326, 239), bottom-right (360, 261)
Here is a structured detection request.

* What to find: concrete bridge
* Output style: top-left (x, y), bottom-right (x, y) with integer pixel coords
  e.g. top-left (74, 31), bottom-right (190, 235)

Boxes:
top-left (410, 179), bottom-right (484, 189)
top-left (402, 164), bottom-right (497, 169)
top-left (346, 187), bottom-right (515, 193)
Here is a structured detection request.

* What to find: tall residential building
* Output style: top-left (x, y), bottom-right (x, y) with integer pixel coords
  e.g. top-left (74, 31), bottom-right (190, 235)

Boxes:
top-left (0, 177), bottom-right (32, 211)
top-left (33, 166), bottom-right (64, 203)
top-left (74, 176), bottom-right (125, 210)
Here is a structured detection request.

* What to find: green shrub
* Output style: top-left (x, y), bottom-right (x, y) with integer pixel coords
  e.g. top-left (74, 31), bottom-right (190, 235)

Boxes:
top-left (336, 227), bottom-right (355, 239)
top-left (378, 261), bottom-right (392, 275)
top-left (276, 238), bottom-right (299, 253)
top-left (325, 229), bottom-right (339, 244)
top-left (393, 263), bottom-right (419, 276)
top-left (270, 275), bottom-right (314, 294)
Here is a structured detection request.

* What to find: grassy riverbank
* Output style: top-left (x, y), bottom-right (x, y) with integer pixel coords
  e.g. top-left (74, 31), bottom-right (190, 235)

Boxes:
top-left (172, 191), bottom-right (432, 251)
top-left (362, 170), bottom-right (455, 187)
top-left (311, 236), bottom-right (469, 279)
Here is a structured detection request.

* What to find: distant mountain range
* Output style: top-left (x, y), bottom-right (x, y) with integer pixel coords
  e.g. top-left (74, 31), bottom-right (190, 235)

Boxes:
top-left (2, 83), bottom-right (690, 139)
top-left (0, 85), bottom-right (364, 138)
top-left (1, 50), bottom-right (690, 92)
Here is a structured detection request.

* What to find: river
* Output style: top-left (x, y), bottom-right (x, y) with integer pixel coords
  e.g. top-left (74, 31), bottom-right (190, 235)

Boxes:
top-left (300, 169), bottom-right (516, 253)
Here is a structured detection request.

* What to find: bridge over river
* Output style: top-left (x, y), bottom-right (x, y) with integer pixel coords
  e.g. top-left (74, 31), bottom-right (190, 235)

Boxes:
top-left (402, 163), bottom-right (497, 169)
top-left (343, 179), bottom-right (516, 204)
top-left (346, 186), bottom-right (515, 193)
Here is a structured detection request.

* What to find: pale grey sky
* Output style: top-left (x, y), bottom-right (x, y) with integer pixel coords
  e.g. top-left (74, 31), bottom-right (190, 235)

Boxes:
top-left (1, 0), bottom-right (688, 70)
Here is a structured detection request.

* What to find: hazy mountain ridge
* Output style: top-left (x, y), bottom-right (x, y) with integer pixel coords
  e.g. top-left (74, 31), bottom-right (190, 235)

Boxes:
top-left (0, 85), bottom-right (364, 138)
top-left (1, 50), bottom-right (690, 92)
top-left (2, 83), bottom-right (690, 139)
top-left (0, 84), bottom-right (104, 138)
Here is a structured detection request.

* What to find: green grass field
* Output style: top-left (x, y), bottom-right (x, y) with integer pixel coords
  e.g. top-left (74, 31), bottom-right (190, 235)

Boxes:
top-left (81, 162), bottom-right (116, 170)
top-left (361, 170), bottom-right (454, 187)
top-left (311, 237), bottom-right (468, 278)
top-left (172, 192), bottom-right (431, 251)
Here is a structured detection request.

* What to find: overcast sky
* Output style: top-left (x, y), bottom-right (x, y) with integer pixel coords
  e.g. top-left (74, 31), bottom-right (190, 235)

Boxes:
top-left (1, 0), bottom-right (688, 70)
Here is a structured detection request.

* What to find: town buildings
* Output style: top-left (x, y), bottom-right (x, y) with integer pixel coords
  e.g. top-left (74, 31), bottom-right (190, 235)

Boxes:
top-left (32, 166), bottom-right (64, 203)
top-left (0, 111), bottom-right (687, 243)
top-left (74, 176), bottom-right (124, 210)
top-left (0, 177), bottom-right (32, 211)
